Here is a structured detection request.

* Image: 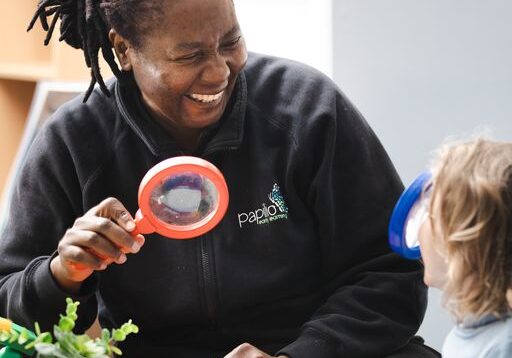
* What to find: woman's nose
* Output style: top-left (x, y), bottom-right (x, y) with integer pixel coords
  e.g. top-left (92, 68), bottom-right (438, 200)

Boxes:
top-left (201, 54), bottom-right (231, 85)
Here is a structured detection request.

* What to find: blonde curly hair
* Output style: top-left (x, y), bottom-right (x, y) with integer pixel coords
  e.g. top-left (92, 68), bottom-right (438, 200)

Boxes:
top-left (429, 137), bottom-right (512, 320)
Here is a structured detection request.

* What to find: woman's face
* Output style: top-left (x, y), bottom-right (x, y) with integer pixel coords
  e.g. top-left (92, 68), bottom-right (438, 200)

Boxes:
top-left (418, 197), bottom-right (448, 289)
top-left (118, 0), bottom-right (247, 130)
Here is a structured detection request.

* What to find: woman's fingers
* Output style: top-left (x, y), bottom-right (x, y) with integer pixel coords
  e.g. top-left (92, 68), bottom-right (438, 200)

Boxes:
top-left (85, 197), bottom-right (142, 253)
top-left (56, 197), bottom-right (145, 283)
top-left (73, 215), bottom-right (140, 255)
top-left (59, 244), bottom-right (108, 271)
top-left (88, 197), bottom-right (137, 233)
top-left (62, 226), bottom-right (127, 264)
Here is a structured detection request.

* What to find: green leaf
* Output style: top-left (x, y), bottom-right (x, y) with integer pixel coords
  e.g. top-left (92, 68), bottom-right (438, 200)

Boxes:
top-left (34, 321), bottom-right (41, 335)
top-left (101, 328), bottom-right (110, 342)
top-left (129, 324), bottom-right (139, 334)
top-left (17, 327), bottom-right (29, 345)
top-left (8, 329), bottom-right (18, 343)
top-left (119, 320), bottom-right (138, 334)
top-left (0, 330), bottom-right (10, 342)
top-left (110, 345), bottom-right (122, 356)
top-left (35, 342), bottom-right (58, 355)
top-left (39, 331), bottom-right (53, 344)
top-left (59, 316), bottom-right (75, 332)
top-left (84, 340), bottom-right (107, 356)
top-left (66, 305), bottom-right (77, 315)
top-left (38, 344), bottom-right (74, 358)
top-left (112, 329), bottom-right (126, 342)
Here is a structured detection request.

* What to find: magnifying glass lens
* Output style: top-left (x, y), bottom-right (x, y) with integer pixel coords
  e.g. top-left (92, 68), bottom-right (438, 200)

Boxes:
top-left (404, 185), bottom-right (432, 249)
top-left (149, 172), bottom-right (219, 226)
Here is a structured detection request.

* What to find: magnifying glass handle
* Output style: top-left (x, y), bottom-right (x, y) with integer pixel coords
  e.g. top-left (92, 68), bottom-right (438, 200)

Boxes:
top-left (131, 209), bottom-right (155, 237)
top-left (131, 226), bottom-right (140, 237)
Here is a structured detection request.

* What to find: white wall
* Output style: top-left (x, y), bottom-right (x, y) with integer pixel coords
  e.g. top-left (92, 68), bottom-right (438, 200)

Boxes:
top-left (333, 0), bottom-right (512, 351)
top-left (234, 0), bottom-right (332, 77)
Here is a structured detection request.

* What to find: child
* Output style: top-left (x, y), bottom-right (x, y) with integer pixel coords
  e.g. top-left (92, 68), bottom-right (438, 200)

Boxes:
top-left (390, 137), bottom-right (512, 357)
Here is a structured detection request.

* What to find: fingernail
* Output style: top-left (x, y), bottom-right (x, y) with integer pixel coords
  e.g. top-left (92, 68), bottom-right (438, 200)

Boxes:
top-left (100, 263), bottom-right (108, 270)
top-left (131, 242), bottom-right (141, 253)
top-left (127, 221), bottom-right (135, 231)
top-left (117, 254), bottom-right (127, 264)
top-left (136, 235), bottom-right (145, 246)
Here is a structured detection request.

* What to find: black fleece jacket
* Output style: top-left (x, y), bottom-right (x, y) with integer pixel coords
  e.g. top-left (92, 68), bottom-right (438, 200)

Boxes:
top-left (0, 53), bottom-right (426, 357)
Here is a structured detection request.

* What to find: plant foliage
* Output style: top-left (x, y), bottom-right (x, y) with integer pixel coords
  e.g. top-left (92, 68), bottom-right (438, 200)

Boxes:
top-left (1, 298), bottom-right (138, 358)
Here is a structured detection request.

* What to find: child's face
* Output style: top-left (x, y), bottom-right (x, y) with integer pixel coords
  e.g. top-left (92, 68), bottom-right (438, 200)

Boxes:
top-left (418, 201), bottom-right (448, 289)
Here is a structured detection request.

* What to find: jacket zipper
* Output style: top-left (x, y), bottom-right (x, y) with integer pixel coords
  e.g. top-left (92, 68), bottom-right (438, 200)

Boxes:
top-left (200, 234), bottom-right (217, 324)
top-left (199, 148), bottom-right (237, 324)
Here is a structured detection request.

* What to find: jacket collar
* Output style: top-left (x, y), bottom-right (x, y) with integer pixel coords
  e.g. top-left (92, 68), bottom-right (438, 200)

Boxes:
top-left (115, 71), bottom-right (247, 157)
top-left (458, 312), bottom-right (511, 329)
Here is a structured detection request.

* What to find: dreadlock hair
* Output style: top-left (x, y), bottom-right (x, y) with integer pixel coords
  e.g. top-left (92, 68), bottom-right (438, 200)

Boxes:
top-left (27, 0), bottom-right (163, 102)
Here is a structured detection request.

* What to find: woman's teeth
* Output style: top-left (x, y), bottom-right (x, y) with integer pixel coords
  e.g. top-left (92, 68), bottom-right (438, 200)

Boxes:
top-left (188, 91), bottom-right (223, 103)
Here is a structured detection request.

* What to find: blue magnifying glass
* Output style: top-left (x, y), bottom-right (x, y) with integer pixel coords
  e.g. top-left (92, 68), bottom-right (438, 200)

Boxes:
top-left (388, 171), bottom-right (432, 259)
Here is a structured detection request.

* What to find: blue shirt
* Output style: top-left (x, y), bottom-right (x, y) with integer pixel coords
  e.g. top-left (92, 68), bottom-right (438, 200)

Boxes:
top-left (443, 315), bottom-right (512, 357)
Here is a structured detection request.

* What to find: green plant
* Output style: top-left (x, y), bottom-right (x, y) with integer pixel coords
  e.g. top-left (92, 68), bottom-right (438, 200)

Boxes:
top-left (2, 298), bottom-right (138, 358)
top-left (0, 325), bottom-right (31, 346)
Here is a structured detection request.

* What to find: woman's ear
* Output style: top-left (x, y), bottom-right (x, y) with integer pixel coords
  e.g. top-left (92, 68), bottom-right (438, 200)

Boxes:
top-left (109, 29), bottom-right (132, 71)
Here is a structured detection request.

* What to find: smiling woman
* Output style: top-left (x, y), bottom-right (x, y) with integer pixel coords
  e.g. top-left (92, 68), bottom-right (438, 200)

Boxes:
top-left (110, 0), bottom-right (247, 151)
top-left (0, 0), bottom-right (430, 357)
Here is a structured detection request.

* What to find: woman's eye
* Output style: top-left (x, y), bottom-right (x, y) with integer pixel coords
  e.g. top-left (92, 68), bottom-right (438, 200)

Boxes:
top-left (221, 36), bottom-right (241, 49)
top-left (176, 53), bottom-right (202, 63)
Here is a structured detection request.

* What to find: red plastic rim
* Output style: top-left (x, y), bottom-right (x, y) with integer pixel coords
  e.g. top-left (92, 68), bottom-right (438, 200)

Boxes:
top-left (137, 156), bottom-right (229, 239)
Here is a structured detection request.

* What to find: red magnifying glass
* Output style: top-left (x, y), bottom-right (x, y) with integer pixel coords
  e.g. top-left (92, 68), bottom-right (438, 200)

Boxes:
top-left (70, 157), bottom-right (228, 271)
top-left (131, 156), bottom-right (229, 239)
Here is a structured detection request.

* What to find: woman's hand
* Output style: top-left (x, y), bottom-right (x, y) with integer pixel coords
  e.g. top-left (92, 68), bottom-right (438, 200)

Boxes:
top-left (50, 197), bottom-right (145, 293)
top-left (224, 343), bottom-right (288, 358)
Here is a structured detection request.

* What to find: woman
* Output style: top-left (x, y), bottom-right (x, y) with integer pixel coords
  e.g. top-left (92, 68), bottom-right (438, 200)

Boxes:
top-left (0, 0), bottom-right (427, 356)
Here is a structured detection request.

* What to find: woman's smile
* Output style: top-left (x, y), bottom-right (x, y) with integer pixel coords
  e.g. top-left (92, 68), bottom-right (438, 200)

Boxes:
top-left (186, 90), bottom-right (225, 105)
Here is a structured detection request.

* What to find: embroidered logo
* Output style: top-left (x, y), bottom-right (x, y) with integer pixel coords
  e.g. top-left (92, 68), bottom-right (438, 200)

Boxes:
top-left (237, 183), bottom-right (289, 228)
